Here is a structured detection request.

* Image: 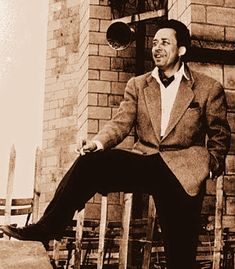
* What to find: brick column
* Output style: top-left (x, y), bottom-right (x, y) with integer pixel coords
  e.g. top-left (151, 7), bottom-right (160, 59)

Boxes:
top-left (78, 1), bottom-right (136, 149)
top-left (39, 0), bottom-right (81, 215)
top-left (77, 0), bottom-right (137, 221)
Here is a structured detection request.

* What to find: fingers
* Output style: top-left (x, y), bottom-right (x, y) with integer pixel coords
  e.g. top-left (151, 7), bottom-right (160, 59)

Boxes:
top-left (75, 138), bottom-right (85, 154)
top-left (81, 141), bottom-right (97, 156)
top-left (75, 139), bottom-right (97, 156)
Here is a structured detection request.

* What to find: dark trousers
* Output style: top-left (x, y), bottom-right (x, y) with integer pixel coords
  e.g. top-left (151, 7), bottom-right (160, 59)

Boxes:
top-left (38, 149), bottom-right (204, 269)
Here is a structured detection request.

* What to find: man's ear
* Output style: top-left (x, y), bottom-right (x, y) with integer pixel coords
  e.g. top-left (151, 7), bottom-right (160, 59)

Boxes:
top-left (178, 46), bottom-right (186, 57)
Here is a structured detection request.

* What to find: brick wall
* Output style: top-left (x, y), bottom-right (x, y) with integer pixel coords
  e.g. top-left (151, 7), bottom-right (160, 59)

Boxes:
top-left (40, 0), bottom-right (235, 230)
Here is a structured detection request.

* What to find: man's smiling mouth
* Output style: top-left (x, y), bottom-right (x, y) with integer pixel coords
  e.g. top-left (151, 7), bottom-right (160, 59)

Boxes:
top-left (154, 53), bottom-right (165, 58)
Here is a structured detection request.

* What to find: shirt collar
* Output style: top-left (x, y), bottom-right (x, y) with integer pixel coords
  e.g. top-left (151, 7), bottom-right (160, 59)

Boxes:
top-left (152, 62), bottom-right (190, 82)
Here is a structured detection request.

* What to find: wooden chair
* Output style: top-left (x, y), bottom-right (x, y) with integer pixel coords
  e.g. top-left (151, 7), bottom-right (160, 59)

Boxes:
top-left (63, 193), bottom-right (156, 269)
top-left (0, 146), bottom-right (41, 238)
top-left (211, 174), bottom-right (235, 269)
top-left (93, 176), bottom-right (227, 269)
top-left (48, 217), bottom-right (101, 268)
top-left (47, 175), bottom-right (231, 269)
top-left (0, 197), bottom-right (34, 229)
top-left (193, 174), bottom-right (233, 269)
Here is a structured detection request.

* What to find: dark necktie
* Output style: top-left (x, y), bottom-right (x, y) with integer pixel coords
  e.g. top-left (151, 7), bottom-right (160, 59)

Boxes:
top-left (158, 70), bottom-right (175, 88)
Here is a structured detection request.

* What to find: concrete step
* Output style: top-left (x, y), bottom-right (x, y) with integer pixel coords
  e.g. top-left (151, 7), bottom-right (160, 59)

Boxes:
top-left (0, 240), bottom-right (52, 269)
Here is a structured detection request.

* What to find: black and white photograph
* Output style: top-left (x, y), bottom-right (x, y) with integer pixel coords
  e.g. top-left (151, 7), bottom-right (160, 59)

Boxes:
top-left (0, 1), bottom-right (234, 269)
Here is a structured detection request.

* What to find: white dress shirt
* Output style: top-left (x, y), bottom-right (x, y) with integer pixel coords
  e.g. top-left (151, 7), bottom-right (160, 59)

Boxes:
top-left (151, 63), bottom-right (189, 137)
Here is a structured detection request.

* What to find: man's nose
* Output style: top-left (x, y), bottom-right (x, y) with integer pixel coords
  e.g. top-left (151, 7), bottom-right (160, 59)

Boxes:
top-left (153, 45), bottom-right (162, 52)
top-left (153, 43), bottom-right (162, 51)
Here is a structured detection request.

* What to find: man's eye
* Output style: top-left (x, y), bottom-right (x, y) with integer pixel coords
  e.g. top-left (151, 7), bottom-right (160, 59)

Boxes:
top-left (152, 40), bottom-right (170, 47)
top-left (162, 41), bottom-right (170, 45)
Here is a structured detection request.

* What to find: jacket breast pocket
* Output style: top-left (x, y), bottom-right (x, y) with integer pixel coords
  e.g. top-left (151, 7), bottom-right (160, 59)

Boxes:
top-left (188, 101), bottom-right (200, 109)
top-left (180, 107), bottom-right (202, 132)
top-left (186, 106), bottom-right (201, 114)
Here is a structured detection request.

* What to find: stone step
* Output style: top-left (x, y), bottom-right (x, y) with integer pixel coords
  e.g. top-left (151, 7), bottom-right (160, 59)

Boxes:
top-left (0, 240), bottom-right (52, 269)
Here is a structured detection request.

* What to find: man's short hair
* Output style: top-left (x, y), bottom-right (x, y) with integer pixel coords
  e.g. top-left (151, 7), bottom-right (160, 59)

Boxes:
top-left (157, 19), bottom-right (191, 51)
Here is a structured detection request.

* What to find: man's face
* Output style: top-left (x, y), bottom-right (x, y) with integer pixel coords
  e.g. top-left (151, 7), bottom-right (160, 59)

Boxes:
top-left (152, 28), bottom-right (182, 71)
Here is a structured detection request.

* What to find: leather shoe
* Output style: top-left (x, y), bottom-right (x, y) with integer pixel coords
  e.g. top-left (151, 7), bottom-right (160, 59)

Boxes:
top-left (0, 224), bottom-right (52, 242)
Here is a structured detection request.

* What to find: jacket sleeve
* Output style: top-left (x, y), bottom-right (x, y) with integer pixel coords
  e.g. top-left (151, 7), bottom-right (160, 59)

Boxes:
top-left (93, 77), bottom-right (138, 149)
top-left (206, 81), bottom-right (231, 177)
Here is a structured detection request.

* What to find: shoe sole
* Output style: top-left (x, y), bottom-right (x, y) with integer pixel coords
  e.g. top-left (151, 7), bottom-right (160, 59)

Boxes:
top-left (0, 226), bottom-right (25, 240)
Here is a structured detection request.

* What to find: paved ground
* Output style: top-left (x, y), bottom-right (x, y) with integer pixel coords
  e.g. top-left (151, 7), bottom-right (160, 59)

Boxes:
top-left (0, 240), bottom-right (52, 269)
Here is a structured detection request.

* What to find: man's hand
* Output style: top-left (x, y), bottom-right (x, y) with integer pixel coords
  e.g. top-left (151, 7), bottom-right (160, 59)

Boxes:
top-left (76, 139), bottom-right (97, 156)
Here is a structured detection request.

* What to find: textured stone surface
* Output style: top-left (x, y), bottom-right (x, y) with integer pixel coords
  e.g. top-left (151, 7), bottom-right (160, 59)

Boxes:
top-left (0, 240), bottom-right (52, 269)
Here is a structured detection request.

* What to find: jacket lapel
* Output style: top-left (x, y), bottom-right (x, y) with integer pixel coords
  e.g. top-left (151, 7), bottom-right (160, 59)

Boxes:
top-left (162, 76), bottom-right (195, 139)
top-left (144, 75), bottom-right (161, 142)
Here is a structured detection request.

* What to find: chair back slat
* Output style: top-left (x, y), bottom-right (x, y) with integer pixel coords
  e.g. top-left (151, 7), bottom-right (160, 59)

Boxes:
top-left (212, 175), bottom-right (224, 269)
top-left (0, 198), bottom-right (33, 216)
top-left (11, 207), bottom-right (33, 216)
top-left (32, 147), bottom-right (42, 223)
top-left (142, 195), bottom-right (156, 269)
top-left (73, 209), bottom-right (85, 269)
top-left (0, 203), bottom-right (33, 215)
top-left (12, 198), bottom-right (33, 206)
top-left (4, 145), bottom-right (16, 225)
top-left (0, 198), bottom-right (33, 206)
top-left (119, 193), bottom-right (133, 269)
top-left (97, 195), bottom-right (108, 269)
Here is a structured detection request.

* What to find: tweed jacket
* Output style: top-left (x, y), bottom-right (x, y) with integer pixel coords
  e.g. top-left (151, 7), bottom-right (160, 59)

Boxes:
top-left (93, 65), bottom-right (231, 196)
